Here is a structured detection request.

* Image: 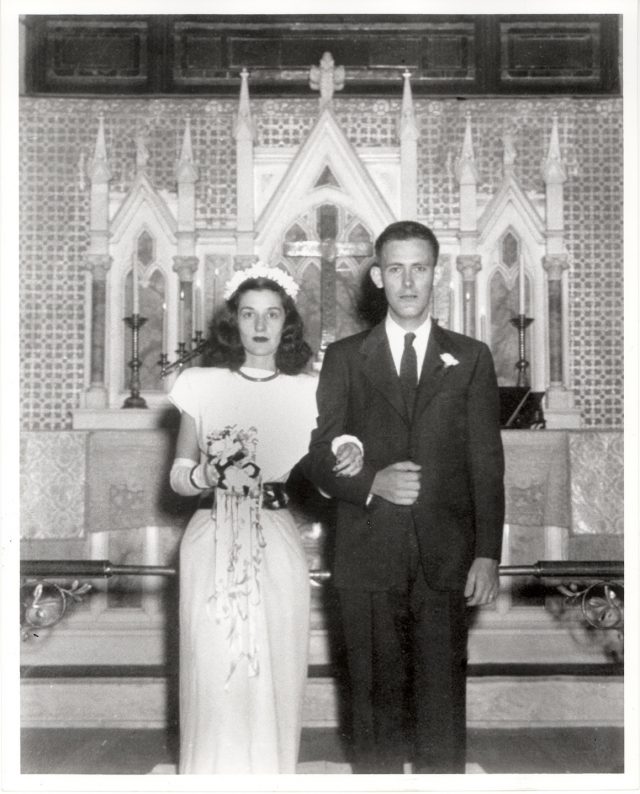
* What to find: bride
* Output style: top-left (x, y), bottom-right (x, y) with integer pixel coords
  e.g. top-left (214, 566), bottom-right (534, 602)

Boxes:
top-left (168, 264), bottom-right (362, 774)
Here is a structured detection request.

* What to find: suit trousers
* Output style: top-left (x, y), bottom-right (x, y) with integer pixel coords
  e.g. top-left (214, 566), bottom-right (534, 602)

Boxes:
top-left (337, 526), bottom-right (468, 774)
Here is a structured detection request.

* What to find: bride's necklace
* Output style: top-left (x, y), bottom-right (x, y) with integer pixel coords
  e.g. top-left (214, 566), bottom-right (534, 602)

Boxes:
top-left (237, 367), bottom-right (279, 382)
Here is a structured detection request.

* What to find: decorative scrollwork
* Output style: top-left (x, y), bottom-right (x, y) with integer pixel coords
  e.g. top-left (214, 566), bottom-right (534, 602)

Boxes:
top-left (556, 580), bottom-right (624, 630)
top-left (20, 579), bottom-right (92, 640)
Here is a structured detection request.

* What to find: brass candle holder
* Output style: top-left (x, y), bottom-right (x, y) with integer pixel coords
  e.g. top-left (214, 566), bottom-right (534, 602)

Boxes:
top-left (122, 314), bottom-right (148, 408)
top-left (509, 314), bottom-right (534, 387)
top-left (159, 332), bottom-right (207, 378)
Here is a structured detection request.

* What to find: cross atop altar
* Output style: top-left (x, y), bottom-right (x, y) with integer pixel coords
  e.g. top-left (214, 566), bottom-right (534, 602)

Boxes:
top-left (283, 210), bottom-right (373, 349)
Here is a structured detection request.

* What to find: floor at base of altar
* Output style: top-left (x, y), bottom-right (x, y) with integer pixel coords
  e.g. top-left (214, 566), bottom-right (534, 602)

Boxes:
top-left (21, 725), bottom-right (623, 775)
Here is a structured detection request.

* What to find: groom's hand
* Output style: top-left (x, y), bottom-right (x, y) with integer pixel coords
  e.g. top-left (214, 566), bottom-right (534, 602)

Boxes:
top-left (464, 557), bottom-right (499, 606)
top-left (371, 461), bottom-right (421, 505)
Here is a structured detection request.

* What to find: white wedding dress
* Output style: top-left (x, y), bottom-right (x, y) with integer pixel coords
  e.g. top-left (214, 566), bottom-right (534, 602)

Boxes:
top-left (169, 366), bottom-right (317, 774)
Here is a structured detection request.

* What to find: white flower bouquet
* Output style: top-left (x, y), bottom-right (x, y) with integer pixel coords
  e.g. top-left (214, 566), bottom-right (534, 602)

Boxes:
top-left (206, 425), bottom-right (261, 496)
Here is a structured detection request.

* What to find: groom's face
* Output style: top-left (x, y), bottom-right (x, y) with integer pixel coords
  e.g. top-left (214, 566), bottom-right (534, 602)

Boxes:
top-left (370, 237), bottom-right (436, 330)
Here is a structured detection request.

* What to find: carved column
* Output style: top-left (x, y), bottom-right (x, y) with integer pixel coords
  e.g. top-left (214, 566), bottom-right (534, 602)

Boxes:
top-left (455, 114), bottom-right (479, 238)
top-left (456, 255), bottom-right (482, 338)
top-left (399, 70), bottom-right (419, 220)
top-left (543, 254), bottom-right (569, 386)
top-left (175, 118), bottom-right (199, 345)
top-left (542, 253), bottom-right (580, 427)
top-left (541, 115), bottom-right (580, 427)
top-left (82, 115), bottom-right (112, 410)
top-left (83, 254), bottom-right (112, 407)
top-left (172, 256), bottom-right (199, 346)
top-left (455, 115), bottom-right (480, 338)
top-left (234, 69), bottom-right (255, 257)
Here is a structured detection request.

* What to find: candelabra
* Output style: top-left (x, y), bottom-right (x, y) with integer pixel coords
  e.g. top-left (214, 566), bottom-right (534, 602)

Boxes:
top-left (159, 331), bottom-right (207, 378)
top-left (122, 314), bottom-right (148, 408)
top-left (509, 314), bottom-right (534, 387)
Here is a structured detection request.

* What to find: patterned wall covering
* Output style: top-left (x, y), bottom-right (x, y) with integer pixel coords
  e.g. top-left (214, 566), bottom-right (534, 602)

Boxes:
top-left (569, 432), bottom-right (624, 535)
top-left (19, 95), bottom-right (622, 430)
top-left (20, 431), bottom-right (87, 539)
top-left (20, 430), bottom-right (623, 545)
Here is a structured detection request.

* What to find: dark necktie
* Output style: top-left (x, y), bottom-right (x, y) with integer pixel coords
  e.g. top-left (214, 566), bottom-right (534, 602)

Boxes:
top-left (399, 332), bottom-right (418, 416)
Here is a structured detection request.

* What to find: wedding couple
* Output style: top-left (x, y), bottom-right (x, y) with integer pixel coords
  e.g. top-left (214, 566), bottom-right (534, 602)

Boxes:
top-left (169, 220), bottom-right (505, 775)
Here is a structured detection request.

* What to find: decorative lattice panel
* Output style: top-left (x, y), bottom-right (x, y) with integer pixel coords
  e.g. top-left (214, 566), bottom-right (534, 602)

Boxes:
top-left (20, 95), bottom-right (622, 430)
top-left (412, 97), bottom-right (623, 427)
top-left (254, 98), bottom-right (316, 147)
top-left (193, 100), bottom-right (237, 228)
top-left (564, 102), bottom-right (624, 428)
top-left (20, 100), bottom-right (90, 431)
top-left (335, 98), bottom-right (401, 147)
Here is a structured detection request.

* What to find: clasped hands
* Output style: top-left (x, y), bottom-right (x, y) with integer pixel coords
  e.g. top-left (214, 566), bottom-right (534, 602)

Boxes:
top-left (364, 460), bottom-right (500, 606)
top-left (334, 447), bottom-right (422, 505)
top-left (332, 442), bottom-right (365, 478)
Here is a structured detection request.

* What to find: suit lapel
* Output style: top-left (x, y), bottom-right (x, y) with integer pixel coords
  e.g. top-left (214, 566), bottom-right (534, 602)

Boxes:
top-left (360, 322), bottom-right (409, 424)
top-left (413, 322), bottom-right (449, 419)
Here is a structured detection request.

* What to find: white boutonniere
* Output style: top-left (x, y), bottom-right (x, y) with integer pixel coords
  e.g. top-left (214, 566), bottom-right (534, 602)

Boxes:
top-left (440, 352), bottom-right (459, 368)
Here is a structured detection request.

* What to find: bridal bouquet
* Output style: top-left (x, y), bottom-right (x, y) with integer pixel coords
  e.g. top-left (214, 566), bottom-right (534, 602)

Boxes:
top-left (206, 425), bottom-right (261, 496)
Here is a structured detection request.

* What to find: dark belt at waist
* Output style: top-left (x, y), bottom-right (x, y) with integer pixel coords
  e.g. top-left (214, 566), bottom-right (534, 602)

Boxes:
top-left (198, 481), bottom-right (289, 511)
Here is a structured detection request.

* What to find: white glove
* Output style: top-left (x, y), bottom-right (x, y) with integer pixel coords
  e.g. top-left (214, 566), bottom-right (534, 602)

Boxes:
top-left (169, 457), bottom-right (215, 496)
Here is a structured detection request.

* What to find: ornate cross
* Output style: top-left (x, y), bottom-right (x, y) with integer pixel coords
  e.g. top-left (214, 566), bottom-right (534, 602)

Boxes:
top-left (309, 52), bottom-right (345, 110)
top-left (283, 205), bottom-right (372, 349)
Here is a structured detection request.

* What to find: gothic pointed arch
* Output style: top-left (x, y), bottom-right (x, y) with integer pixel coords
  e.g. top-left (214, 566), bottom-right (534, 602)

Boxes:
top-left (255, 108), bottom-right (395, 260)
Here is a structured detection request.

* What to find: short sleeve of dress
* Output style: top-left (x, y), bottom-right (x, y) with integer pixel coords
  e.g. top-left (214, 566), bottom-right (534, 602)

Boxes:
top-left (168, 367), bottom-right (199, 419)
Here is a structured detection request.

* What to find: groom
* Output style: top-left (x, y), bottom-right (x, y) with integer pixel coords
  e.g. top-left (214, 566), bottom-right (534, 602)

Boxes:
top-left (302, 221), bottom-right (505, 773)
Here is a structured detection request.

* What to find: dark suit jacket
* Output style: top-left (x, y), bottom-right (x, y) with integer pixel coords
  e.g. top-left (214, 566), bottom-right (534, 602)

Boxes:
top-left (302, 320), bottom-right (505, 592)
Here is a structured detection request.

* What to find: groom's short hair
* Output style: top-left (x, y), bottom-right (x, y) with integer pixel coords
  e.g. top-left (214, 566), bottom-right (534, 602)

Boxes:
top-left (374, 221), bottom-right (440, 262)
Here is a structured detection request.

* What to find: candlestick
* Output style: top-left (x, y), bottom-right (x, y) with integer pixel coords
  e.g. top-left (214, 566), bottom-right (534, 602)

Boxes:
top-left (518, 259), bottom-right (525, 315)
top-left (509, 314), bottom-right (534, 387)
top-left (480, 313), bottom-right (487, 343)
top-left (178, 289), bottom-right (185, 344)
top-left (123, 313), bottom-right (148, 408)
top-left (158, 336), bottom-right (207, 378)
top-left (132, 255), bottom-right (140, 315)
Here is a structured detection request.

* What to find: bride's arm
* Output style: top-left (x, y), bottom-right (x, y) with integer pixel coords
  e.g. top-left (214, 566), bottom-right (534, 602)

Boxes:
top-left (170, 412), bottom-right (218, 495)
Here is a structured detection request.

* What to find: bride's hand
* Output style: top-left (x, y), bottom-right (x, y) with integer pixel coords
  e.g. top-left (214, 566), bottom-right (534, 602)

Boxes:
top-left (333, 442), bottom-right (364, 478)
top-left (202, 461), bottom-right (220, 488)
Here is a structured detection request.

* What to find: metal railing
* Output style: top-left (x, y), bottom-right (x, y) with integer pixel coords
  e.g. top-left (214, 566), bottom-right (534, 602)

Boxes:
top-left (20, 558), bottom-right (624, 581)
top-left (20, 559), bottom-right (623, 636)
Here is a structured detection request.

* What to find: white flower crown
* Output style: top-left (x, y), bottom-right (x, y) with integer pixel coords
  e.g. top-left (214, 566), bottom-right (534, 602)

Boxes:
top-left (223, 262), bottom-right (300, 301)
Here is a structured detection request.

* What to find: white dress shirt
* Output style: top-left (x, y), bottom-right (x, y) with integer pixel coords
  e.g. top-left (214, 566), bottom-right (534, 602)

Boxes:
top-left (385, 313), bottom-right (432, 379)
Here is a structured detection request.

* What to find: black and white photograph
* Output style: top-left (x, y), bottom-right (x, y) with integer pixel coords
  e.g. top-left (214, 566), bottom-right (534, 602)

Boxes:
top-left (1, 0), bottom-right (637, 791)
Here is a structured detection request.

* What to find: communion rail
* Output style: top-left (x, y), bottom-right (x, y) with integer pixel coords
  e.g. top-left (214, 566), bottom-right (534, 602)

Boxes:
top-left (20, 559), bottom-right (624, 634)
top-left (20, 558), bottom-right (624, 580)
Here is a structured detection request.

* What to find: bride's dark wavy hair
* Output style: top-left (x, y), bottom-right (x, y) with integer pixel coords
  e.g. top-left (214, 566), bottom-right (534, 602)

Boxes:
top-left (203, 277), bottom-right (313, 375)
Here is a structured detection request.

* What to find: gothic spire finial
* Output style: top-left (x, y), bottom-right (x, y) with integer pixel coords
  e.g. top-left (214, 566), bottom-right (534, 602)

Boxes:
top-left (239, 69), bottom-right (250, 115)
top-left (87, 114), bottom-right (111, 183)
top-left (399, 70), bottom-right (418, 140)
top-left (542, 112), bottom-right (567, 184)
top-left (455, 112), bottom-right (478, 185)
top-left (176, 115), bottom-right (198, 183)
top-left (234, 68), bottom-right (255, 141)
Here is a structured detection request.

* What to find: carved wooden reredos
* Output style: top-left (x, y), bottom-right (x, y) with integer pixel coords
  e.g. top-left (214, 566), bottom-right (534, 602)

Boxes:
top-left (76, 55), bottom-right (579, 428)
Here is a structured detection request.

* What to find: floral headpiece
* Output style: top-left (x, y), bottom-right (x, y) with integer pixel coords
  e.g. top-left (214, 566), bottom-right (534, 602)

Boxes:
top-left (223, 262), bottom-right (300, 301)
